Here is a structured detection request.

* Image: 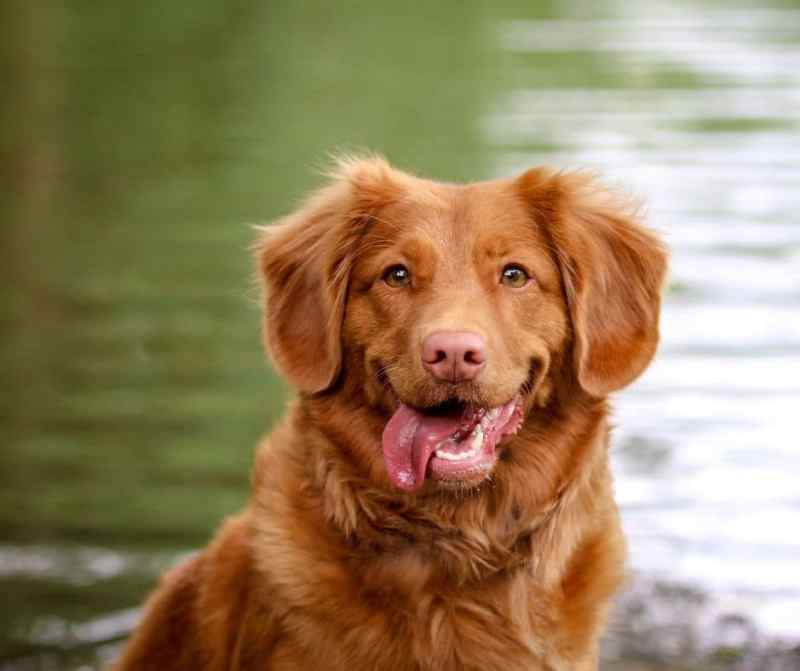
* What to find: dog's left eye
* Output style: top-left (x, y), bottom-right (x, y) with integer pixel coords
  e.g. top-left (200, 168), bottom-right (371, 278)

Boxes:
top-left (500, 264), bottom-right (531, 288)
top-left (383, 264), bottom-right (411, 288)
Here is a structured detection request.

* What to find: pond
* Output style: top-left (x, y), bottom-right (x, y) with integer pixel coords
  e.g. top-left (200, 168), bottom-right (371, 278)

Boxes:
top-left (2, 1), bottom-right (799, 669)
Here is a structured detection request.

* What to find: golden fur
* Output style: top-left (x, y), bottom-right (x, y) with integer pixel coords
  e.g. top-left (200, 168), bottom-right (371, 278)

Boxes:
top-left (114, 157), bottom-right (668, 670)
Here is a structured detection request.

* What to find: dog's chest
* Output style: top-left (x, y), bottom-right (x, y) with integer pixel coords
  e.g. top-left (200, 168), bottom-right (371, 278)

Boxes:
top-left (269, 562), bottom-right (560, 671)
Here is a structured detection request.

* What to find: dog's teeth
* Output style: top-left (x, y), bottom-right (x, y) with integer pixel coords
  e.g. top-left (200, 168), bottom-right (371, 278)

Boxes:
top-left (435, 426), bottom-right (484, 462)
top-left (481, 407), bottom-right (500, 430)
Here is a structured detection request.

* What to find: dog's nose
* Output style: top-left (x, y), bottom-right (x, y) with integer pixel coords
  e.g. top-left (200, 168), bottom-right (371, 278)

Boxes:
top-left (422, 330), bottom-right (486, 383)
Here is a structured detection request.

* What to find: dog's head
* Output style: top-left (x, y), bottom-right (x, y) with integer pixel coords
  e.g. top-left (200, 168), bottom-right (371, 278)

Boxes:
top-left (257, 157), bottom-right (667, 494)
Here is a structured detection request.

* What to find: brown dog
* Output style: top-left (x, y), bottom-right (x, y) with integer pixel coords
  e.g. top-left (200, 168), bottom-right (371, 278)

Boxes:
top-left (114, 157), bottom-right (667, 670)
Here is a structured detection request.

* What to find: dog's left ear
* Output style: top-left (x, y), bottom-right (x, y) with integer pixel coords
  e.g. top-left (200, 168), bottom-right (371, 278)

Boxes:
top-left (256, 156), bottom-right (405, 393)
top-left (518, 169), bottom-right (668, 397)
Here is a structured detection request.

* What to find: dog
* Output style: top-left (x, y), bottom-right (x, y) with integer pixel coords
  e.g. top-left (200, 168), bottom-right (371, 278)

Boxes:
top-left (114, 156), bottom-right (667, 670)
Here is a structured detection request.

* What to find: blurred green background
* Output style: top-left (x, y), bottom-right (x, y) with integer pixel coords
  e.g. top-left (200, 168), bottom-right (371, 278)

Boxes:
top-left (2, 1), bottom-right (800, 669)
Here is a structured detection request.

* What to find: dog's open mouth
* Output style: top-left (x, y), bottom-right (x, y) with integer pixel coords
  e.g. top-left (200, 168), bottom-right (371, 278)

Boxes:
top-left (381, 396), bottom-right (524, 492)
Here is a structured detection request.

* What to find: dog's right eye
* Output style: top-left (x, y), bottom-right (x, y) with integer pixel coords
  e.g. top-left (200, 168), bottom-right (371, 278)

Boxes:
top-left (501, 264), bottom-right (531, 288)
top-left (383, 265), bottom-right (411, 288)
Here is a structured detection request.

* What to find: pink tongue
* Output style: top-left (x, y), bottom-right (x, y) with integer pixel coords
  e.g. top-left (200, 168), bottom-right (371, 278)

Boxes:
top-left (381, 404), bottom-right (464, 492)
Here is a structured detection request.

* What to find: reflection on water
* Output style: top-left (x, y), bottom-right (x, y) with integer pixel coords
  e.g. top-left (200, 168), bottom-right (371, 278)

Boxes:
top-left (2, 0), bottom-right (799, 669)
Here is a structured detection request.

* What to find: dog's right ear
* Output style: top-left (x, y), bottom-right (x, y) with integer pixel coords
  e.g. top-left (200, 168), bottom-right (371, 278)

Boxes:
top-left (255, 157), bottom-right (405, 393)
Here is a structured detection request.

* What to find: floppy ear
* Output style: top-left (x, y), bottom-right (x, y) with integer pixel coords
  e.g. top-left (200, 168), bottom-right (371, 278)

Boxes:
top-left (518, 169), bottom-right (668, 397)
top-left (255, 156), bottom-right (404, 393)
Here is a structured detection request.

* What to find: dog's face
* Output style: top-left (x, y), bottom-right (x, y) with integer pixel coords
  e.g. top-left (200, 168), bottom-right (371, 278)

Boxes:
top-left (345, 180), bottom-right (568, 411)
top-left (258, 158), bottom-right (667, 494)
top-left (341, 181), bottom-right (571, 491)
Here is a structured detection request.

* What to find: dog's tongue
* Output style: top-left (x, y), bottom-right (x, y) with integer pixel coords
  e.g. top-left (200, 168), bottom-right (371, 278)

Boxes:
top-left (382, 403), bottom-right (466, 492)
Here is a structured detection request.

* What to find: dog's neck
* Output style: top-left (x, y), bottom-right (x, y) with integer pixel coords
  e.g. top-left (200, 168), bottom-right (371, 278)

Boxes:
top-left (286, 387), bottom-right (612, 586)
